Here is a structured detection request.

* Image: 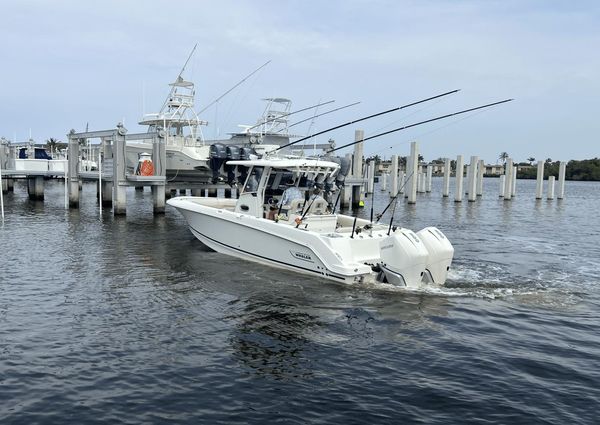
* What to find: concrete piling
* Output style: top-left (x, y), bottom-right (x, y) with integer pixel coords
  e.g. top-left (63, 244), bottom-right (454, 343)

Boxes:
top-left (454, 155), bottom-right (464, 202)
top-left (557, 161), bottom-right (566, 199)
top-left (407, 142), bottom-right (418, 204)
top-left (468, 156), bottom-right (478, 202)
top-left (499, 175), bottom-right (505, 197)
top-left (503, 159), bottom-right (513, 200)
top-left (351, 130), bottom-right (364, 208)
top-left (535, 161), bottom-right (544, 199)
top-left (381, 173), bottom-right (387, 191)
top-left (113, 123), bottom-right (128, 215)
top-left (27, 176), bottom-right (44, 201)
top-left (547, 176), bottom-right (555, 199)
top-left (442, 158), bottom-right (450, 197)
top-left (426, 164), bottom-right (432, 193)
top-left (476, 159), bottom-right (484, 196)
top-left (390, 155), bottom-right (398, 196)
top-left (511, 166), bottom-right (517, 197)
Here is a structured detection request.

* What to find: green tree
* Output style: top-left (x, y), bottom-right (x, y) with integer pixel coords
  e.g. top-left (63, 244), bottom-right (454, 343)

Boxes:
top-left (527, 157), bottom-right (535, 165)
top-left (498, 152), bottom-right (509, 164)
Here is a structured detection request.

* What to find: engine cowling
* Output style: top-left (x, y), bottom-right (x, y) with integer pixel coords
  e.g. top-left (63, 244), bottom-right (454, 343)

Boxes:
top-left (416, 227), bottom-right (454, 284)
top-left (379, 229), bottom-right (429, 287)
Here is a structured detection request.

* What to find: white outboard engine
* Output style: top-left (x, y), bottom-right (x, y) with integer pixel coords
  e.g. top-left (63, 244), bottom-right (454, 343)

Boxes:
top-left (416, 227), bottom-right (454, 285)
top-left (378, 229), bottom-right (429, 287)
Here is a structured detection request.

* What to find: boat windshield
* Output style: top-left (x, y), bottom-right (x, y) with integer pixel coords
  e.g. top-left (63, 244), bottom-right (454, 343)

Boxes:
top-left (242, 166), bottom-right (264, 194)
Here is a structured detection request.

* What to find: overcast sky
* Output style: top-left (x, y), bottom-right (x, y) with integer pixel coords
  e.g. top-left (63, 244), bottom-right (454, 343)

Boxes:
top-left (1, 0), bottom-right (598, 163)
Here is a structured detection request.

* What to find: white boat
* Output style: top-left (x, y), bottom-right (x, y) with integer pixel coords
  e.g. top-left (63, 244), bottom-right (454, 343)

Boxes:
top-left (127, 84), bottom-right (329, 183)
top-left (167, 156), bottom-right (454, 288)
top-left (126, 76), bottom-right (213, 180)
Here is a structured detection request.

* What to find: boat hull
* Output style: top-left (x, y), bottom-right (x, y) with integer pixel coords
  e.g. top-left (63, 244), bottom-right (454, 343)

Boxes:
top-left (168, 197), bottom-right (372, 284)
top-left (126, 142), bottom-right (212, 180)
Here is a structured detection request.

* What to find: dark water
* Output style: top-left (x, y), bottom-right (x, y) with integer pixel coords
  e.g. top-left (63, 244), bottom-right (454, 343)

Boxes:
top-left (1, 178), bottom-right (599, 424)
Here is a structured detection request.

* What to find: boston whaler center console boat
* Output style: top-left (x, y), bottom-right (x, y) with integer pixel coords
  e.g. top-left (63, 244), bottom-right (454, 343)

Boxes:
top-left (167, 156), bottom-right (454, 288)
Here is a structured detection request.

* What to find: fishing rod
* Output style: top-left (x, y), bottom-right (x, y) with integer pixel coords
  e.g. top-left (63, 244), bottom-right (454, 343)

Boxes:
top-left (284, 101), bottom-right (361, 131)
top-left (272, 89), bottom-right (460, 152)
top-left (376, 170), bottom-right (415, 221)
top-left (327, 99), bottom-right (513, 154)
top-left (243, 100), bottom-right (336, 133)
top-left (197, 60), bottom-right (271, 114)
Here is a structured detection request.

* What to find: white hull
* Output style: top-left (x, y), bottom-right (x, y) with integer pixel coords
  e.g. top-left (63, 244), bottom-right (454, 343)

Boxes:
top-left (126, 141), bottom-right (211, 179)
top-left (168, 196), bottom-right (454, 287)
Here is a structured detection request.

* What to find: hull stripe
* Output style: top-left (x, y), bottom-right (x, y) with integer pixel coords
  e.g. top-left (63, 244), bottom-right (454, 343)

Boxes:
top-left (188, 224), bottom-right (347, 281)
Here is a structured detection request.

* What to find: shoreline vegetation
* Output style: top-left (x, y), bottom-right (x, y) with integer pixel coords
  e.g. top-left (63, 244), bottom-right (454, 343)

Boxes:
top-left (514, 159), bottom-right (600, 181)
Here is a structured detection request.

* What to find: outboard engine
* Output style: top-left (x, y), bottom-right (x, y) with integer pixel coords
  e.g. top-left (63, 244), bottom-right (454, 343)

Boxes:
top-left (225, 145), bottom-right (241, 185)
top-left (336, 156), bottom-right (351, 186)
top-left (416, 227), bottom-right (454, 284)
top-left (378, 229), bottom-right (429, 287)
top-left (209, 143), bottom-right (227, 183)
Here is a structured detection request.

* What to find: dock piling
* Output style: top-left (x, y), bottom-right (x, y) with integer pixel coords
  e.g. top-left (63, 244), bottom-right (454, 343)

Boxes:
top-left (467, 156), bottom-right (478, 202)
top-left (454, 155), bottom-right (464, 202)
top-left (535, 161), bottom-right (544, 199)
top-left (557, 161), bottom-right (566, 199)
top-left (442, 158), bottom-right (450, 197)
top-left (547, 176), bottom-right (555, 199)
top-left (503, 159), bottom-right (513, 200)
top-left (407, 142), bottom-right (418, 204)
top-left (476, 159), bottom-right (484, 196)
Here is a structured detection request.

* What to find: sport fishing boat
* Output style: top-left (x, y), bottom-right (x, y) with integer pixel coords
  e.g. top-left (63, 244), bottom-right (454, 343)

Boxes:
top-left (126, 75), bottom-right (212, 180)
top-left (167, 156), bottom-right (454, 288)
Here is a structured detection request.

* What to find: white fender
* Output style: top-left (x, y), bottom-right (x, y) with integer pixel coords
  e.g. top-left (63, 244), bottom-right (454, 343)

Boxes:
top-left (416, 227), bottom-right (454, 284)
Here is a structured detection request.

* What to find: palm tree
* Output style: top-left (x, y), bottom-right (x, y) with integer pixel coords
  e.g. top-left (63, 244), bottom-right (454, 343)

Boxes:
top-left (45, 138), bottom-right (61, 157)
top-left (498, 152), bottom-right (509, 164)
top-left (527, 157), bottom-right (535, 165)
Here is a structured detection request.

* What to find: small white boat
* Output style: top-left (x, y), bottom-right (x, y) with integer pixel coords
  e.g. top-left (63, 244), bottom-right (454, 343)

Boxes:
top-left (168, 156), bottom-right (454, 288)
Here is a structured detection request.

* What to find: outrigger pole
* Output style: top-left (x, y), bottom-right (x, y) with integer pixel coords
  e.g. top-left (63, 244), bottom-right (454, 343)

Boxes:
top-left (284, 101), bottom-right (361, 131)
top-left (272, 89), bottom-right (460, 152)
top-left (243, 100), bottom-right (336, 133)
top-left (327, 99), bottom-right (514, 154)
top-left (197, 60), bottom-right (272, 114)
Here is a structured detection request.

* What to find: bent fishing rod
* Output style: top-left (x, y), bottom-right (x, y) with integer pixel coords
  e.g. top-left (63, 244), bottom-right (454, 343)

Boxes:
top-left (326, 98), bottom-right (513, 154)
top-left (272, 89), bottom-right (460, 152)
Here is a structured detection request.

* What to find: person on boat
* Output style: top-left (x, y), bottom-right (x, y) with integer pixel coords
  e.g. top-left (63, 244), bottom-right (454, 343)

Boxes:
top-left (278, 179), bottom-right (303, 206)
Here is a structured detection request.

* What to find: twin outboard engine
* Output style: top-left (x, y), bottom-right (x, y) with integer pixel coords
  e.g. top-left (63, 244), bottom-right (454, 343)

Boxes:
top-left (378, 229), bottom-right (429, 287)
top-left (416, 227), bottom-right (454, 284)
top-left (225, 146), bottom-right (240, 185)
top-left (209, 143), bottom-right (227, 183)
top-left (378, 227), bottom-right (454, 287)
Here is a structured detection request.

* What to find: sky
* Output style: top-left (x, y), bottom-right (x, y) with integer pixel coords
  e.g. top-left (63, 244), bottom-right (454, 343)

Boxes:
top-left (1, 0), bottom-right (599, 164)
